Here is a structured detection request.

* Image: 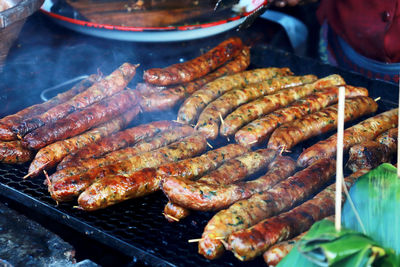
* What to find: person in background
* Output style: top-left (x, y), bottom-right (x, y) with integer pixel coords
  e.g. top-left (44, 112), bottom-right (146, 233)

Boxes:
top-left (272, 0), bottom-right (400, 84)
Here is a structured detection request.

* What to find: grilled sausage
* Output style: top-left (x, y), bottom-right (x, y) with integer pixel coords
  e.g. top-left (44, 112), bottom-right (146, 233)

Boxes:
top-left (13, 63), bottom-right (137, 137)
top-left (49, 134), bottom-right (207, 202)
top-left (198, 158), bottom-right (335, 260)
top-left (57, 120), bottom-right (180, 170)
top-left (0, 140), bottom-right (34, 164)
top-left (27, 107), bottom-right (140, 178)
top-left (159, 143), bottom-right (249, 222)
top-left (268, 96), bottom-right (378, 150)
top-left (227, 169), bottom-right (369, 261)
top-left (177, 68), bottom-right (293, 124)
top-left (135, 82), bottom-right (167, 96)
top-left (140, 47), bottom-right (250, 112)
top-left (346, 128), bottom-right (398, 172)
top-left (162, 149), bottom-right (277, 211)
top-left (23, 89), bottom-right (139, 150)
top-left (298, 108), bottom-right (398, 167)
top-left (143, 37), bottom-right (243, 85)
top-left (220, 75), bottom-right (347, 137)
top-left (235, 85), bottom-right (369, 147)
top-left (51, 125), bottom-right (195, 182)
top-left (196, 75), bottom-right (318, 139)
top-left (76, 135), bottom-right (208, 210)
top-left (263, 215), bottom-right (335, 266)
top-left (0, 75), bottom-right (99, 141)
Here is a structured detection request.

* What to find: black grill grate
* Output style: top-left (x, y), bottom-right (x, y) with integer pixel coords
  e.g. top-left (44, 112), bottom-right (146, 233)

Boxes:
top-left (0, 46), bottom-right (397, 266)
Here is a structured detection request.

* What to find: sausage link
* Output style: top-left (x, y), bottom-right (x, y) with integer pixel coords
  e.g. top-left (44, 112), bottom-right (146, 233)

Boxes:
top-left (160, 143), bottom-right (249, 222)
top-left (58, 120), bottom-right (179, 170)
top-left (143, 37), bottom-right (243, 85)
top-left (23, 89), bottom-right (139, 150)
top-left (198, 159), bottom-right (335, 259)
top-left (235, 85), bottom-right (369, 147)
top-left (0, 75), bottom-right (99, 141)
top-left (298, 108), bottom-right (398, 167)
top-left (14, 63), bottom-right (137, 137)
top-left (162, 149), bottom-right (277, 211)
top-left (76, 134), bottom-right (208, 210)
top-left (227, 169), bottom-right (369, 261)
top-left (196, 75), bottom-right (318, 139)
top-left (220, 75), bottom-right (345, 138)
top-left (27, 107), bottom-right (140, 178)
top-left (268, 96), bottom-right (378, 150)
top-left (50, 125), bottom-right (195, 184)
top-left (140, 47), bottom-right (250, 112)
top-left (0, 140), bottom-right (34, 164)
top-left (346, 127), bottom-right (397, 172)
top-left (49, 134), bottom-right (206, 202)
top-left (177, 67), bottom-right (293, 124)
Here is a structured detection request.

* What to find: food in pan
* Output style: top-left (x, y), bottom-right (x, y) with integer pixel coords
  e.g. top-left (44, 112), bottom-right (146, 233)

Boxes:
top-left (49, 134), bottom-right (207, 202)
top-left (177, 67), bottom-right (293, 124)
top-left (140, 46), bottom-right (250, 112)
top-left (235, 85), bottom-right (369, 147)
top-left (196, 75), bottom-right (318, 139)
top-left (27, 107), bottom-right (140, 178)
top-left (198, 158), bottom-right (335, 259)
top-left (58, 120), bottom-right (180, 170)
top-left (220, 74), bottom-right (345, 137)
top-left (0, 74), bottom-right (99, 141)
top-left (23, 89), bottom-right (139, 150)
top-left (143, 37), bottom-right (244, 85)
top-left (13, 63), bottom-right (137, 137)
top-left (226, 169), bottom-right (369, 261)
top-left (346, 127), bottom-right (398, 172)
top-left (298, 108), bottom-right (398, 167)
top-left (267, 96), bottom-right (378, 150)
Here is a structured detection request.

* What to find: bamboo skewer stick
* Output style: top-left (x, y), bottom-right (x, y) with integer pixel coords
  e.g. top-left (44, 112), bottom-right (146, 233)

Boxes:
top-left (335, 86), bottom-right (345, 232)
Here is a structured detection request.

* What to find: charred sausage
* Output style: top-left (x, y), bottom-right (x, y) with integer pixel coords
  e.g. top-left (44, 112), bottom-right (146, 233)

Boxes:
top-left (143, 37), bottom-right (243, 85)
top-left (198, 158), bottom-right (335, 259)
top-left (27, 107), bottom-right (140, 178)
top-left (267, 96), bottom-right (378, 150)
top-left (220, 75), bottom-right (347, 137)
top-left (23, 89), bottom-right (139, 150)
top-left (140, 46), bottom-right (250, 112)
top-left (227, 169), bottom-right (369, 261)
top-left (0, 140), bottom-right (34, 164)
top-left (13, 63), bottom-right (137, 137)
top-left (298, 108), bottom-right (398, 167)
top-left (235, 85), bottom-right (369, 147)
top-left (196, 75), bottom-right (318, 139)
top-left (177, 67), bottom-right (293, 124)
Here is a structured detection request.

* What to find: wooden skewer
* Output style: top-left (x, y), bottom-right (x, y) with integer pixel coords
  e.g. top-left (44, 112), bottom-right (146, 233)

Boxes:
top-left (374, 97), bottom-right (381, 102)
top-left (206, 141), bottom-right (213, 149)
top-left (23, 171), bottom-right (34, 179)
top-left (43, 170), bottom-right (51, 187)
top-left (335, 86), bottom-right (345, 232)
top-left (248, 140), bottom-right (258, 145)
top-left (162, 212), bottom-right (179, 222)
top-left (226, 136), bottom-right (230, 142)
top-left (219, 113), bottom-right (225, 126)
top-left (188, 236), bottom-right (225, 243)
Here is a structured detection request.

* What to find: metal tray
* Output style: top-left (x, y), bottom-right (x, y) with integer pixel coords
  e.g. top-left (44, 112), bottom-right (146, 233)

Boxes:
top-left (0, 45), bottom-right (397, 266)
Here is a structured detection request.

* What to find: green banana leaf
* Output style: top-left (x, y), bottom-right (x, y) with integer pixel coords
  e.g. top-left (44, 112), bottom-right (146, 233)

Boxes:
top-left (278, 163), bottom-right (400, 266)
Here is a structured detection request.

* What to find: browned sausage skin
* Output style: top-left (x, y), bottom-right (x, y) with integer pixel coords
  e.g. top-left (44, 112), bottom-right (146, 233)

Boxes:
top-left (143, 37), bottom-right (244, 85)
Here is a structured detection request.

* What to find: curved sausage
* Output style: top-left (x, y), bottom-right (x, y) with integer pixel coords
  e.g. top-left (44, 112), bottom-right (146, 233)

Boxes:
top-left (0, 140), bottom-right (34, 164)
top-left (298, 108), bottom-right (398, 167)
top-left (196, 75), bottom-right (318, 139)
top-left (235, 85), bottom-right (369, 147)
top-left (227, 169), bottom-right (368, 261)
top-left (267, 96), bottom-right (378, 150)
top-left (58, 120), bottom-right (180, 170)
top-left (49, 134), bottom-right (207, 202)
top-left (27, 107), bottom-right (140, 178)
top-left (198, 158), bottom-right (335, 259)
top-left (0, 75), bottom-right (98, 141)
top-left (23, 89), bottom-right (139, 150)
top-left (143, 37), bottom-right (243, 85)
top-left (177, 67), bottom-right (293, 124)
top-left (220, 75), bottom-right (346, 137)
top-left (13, 63), bottom-right (137, 137)
top-left (140, 46), bottom-right (250, 112)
